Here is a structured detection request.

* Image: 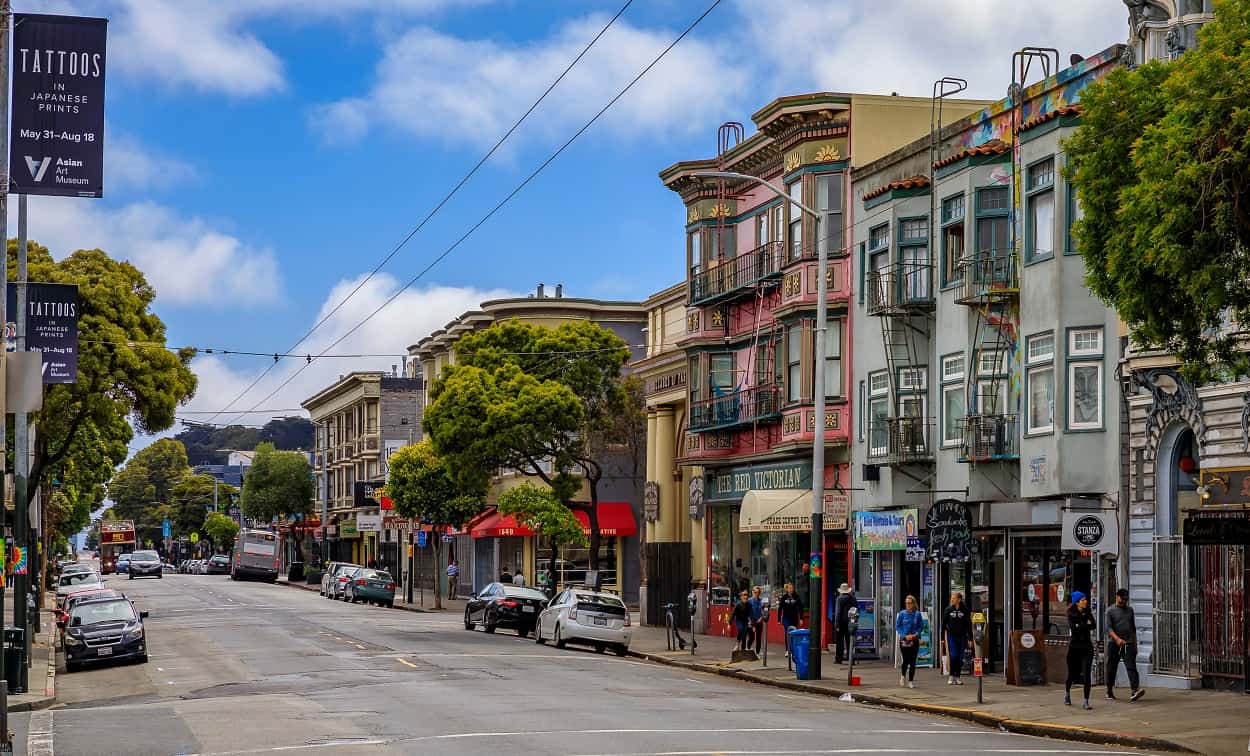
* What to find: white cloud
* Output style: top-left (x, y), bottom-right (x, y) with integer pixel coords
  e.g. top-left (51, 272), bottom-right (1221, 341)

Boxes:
top-left (108, 0), bottom-right (490, 98)
top-left (182, 276), bottom-right (517, 424)
top-left (311, 15), bottom-right (747, 148)
top-left (106, 133), bottom-right (198, 191)
top-left (733, 0), bottom-right (1126, 100)
top-left (17, 198), bottom-right (281, 309)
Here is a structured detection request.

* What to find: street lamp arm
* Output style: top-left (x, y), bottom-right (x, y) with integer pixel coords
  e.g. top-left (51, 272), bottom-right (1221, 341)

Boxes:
top-left (690, 171), bottom-right (821, 219)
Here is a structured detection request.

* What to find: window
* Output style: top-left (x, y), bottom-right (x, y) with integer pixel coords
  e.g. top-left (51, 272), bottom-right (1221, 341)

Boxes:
top-left (710, 353), bottom-right (735, 396)
top-left (815, 174), bottom-right (843, 257)
top-left (1066, 181), bottom-right (1083, 255)
top-left (689, 231), bottom-right (702, 277)
top-left (868, 397), bottom-right (889, 457)
top-left (869, 247), bottom-right (889, 308)
top-left (1026, 158), bottom-right (1056, 262)
top-left (942, 384), bottom-right (964, 447)
top-left (858, 380), bottom-right (866, 441)
top-left (1068, 327), bottom-right (1104, 430)
top-left (754, 341), bottom-right (778, 387)
top-left (822, 319), bottom-right (843, 398)
top-left (868, 370), bottom-right (889, 397)
top-left (976, 379), bottom-right (1006, 415)
top-left (975, 187), bottom-right (1009, 258)
top-left (941, 194), bottom-right (965, 285)
top-left (689, 355), bottom-right (701, 405)
top-left (787, 324), bottom-right (803, 402)
top-left (941, 353), bottom-right (965, 382)
top-left (898, 217), bottom-right (930, 301)
top-left (898, 367), bottom-right (926, 392)
top-left (756, 212), bottom-right (770, 245)
top-left (788, 181), bottom-right (803, 260)
top-left (1069, 328), bottom-right (1103, 357)
top-left (869, 224), bottom-right (889, 251)
top-left (1025, 332), bottom-right (1055, 435)
top-left (977, 350), bottom-right (1006, 376)
top-left (709, 224), bottom-right (735, 263)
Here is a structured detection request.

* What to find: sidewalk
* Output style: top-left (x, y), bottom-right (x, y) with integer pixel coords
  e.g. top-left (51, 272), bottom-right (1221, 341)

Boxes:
top-left (2, 593), bottom-right (57, 714)
top-left (280, 575), bottom-right (469, 615)
top-left (628, 625), bottom-right (1246, 754)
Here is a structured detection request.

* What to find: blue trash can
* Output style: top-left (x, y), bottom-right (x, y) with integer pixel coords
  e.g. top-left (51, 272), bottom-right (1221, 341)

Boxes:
top-left (788, 628), bottom-right (811, 680)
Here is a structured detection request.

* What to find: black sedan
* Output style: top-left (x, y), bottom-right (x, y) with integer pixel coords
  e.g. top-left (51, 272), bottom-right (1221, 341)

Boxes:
top-left (206, 555), bottom-right (231, 575)
top-left (62, 596), bottom-right (149, 672)
top-left (464, 583), bottom-right (549, 637)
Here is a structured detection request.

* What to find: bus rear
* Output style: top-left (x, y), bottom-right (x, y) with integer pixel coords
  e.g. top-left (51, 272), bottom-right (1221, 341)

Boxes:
top-left (99, 520), bottom-right (136, 574)
top-left (232, 529), bottom-right (280, 582)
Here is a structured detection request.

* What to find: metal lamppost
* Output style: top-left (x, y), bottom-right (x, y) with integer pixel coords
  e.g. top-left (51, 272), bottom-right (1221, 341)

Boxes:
top-left (691, 170), bottom-right (828, 679)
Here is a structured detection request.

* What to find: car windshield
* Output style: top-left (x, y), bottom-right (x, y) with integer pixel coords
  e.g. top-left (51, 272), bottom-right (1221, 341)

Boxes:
top-left (60, 572), bottom-right (99, 587)
top-left (68, 591), bottom-right (119, 608)
top-left (131, 551), bottom-right (158, 561)
top-left (211, 556), bottom-right (228, 563)
top-left (63, 564), bottom-right (90, 573)
top-left (360, 570), bottom-right (391, 581)
top-left (502, 586), bottom-right (548, 600)
top-left (574, 592), bottom-right (624, 607)
top-left (70, 600), bottom-right (136, 626)
top-left (336, 564), bottom-right (361, 576)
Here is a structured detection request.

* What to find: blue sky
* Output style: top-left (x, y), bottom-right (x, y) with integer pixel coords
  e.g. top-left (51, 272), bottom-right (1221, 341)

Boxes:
top-left (16, 0), bottom-right (1125, 432)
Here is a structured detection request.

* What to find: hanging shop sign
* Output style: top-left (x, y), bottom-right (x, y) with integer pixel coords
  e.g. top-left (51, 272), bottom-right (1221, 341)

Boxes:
top-left (1198, 467), bottom-right (1250, 506)
top-left (353, 480), bottom-right (383, 509)
top-left (823, 492), bottom-right (849, 530)
top-left (9, 13), bottom-right (108, 197)
top-left (688, 476), bottom-right (704, 520)
top-left (852, 508), bottom-right (918, 551)
top-left (644, 481), bottom-right (659, 522)
top-left (339, 519), bottom-right (358, 538)
top-left (925, 498), bottom-right (976, 562)
top-left (705, 461), bottom-right (810, 503)
top-left (356, 514), bottom-right (382, 533)
top-left (1183, 509), bottom-right (1250, 546)
top-left (6, 282), bottom-right (79, 383)
top-left (1061, 509), bottom-right (1119, 554)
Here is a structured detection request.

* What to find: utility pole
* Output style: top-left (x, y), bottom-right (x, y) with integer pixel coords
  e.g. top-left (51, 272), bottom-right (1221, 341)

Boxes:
top-left (0, 0), bottom-right (12, 704)
top-left (13, 194), bottom-right (28, 694)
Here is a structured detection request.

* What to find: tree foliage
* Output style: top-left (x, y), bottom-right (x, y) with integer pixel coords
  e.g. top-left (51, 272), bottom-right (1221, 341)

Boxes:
top-left (10, 241), bottom-right (196, 508)
top-left (241, 442), bottom-right (314, 524)
top-left (1066, 1), bottom-right (1250, 377)
top-left (107, 438), bottom-right (191, 543)
top-left (203, 512), bottom-right (240, 552)
top-left (498, 483), bottom-right (587, 591)
top-left (423, 319), bottom-right (631, 569)
top-left (171, 473), bottom-right (235, 537)
top-left (176, 416), bottom-right (314, 466)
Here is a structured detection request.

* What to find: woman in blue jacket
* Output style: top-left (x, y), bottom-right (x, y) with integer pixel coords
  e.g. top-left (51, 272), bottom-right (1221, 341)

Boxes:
top-left (895, 595), bottom-right (924, 688)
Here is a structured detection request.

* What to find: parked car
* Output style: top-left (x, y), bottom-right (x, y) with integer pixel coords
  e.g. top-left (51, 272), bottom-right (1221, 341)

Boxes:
top-left (535, 588), bottom-right (631, 655)
top-left (206, 555), bottom-right (230, 575)
top-left (162, 562), bottom-right (176, 573)
top-left (59, 563), bottom-right (93, 578)
top-left (62, 596), bottom-right (149, 672)
top-left (56, 589), bottom-right (123, 644)
top-left (191, 560), bottom-right (205, 574)
top-left (319, 562), bottom-right (346, 596)
top-left (464, 583), bottom-right (550, 637)
top-left (326, 563), bottom-right (361, 600)
top-left (115, 554), bottom-right (132, 574)
top-left (55, 572), bottom-right (106, 609)
top-left (127, 550), bottom-right (162, 580)
top-left (343, 568), bottom-right (396, 607)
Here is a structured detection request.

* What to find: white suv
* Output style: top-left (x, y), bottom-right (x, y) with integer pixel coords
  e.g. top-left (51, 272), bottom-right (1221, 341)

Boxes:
top-left (535, 587), bottom-right (631, 656)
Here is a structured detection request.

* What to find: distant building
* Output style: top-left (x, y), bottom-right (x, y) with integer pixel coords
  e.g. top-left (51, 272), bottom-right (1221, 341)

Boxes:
top-left (193, 463), bottom-right (248, 490)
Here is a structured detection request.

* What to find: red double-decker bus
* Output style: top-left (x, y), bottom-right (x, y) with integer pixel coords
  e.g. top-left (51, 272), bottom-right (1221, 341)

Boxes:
top-left (99, 520), bottom-right (136, 574)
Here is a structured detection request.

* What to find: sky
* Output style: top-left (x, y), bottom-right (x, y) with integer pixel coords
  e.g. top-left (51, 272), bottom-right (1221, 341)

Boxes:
top-left (13, 0), bottom-right (1127, 447)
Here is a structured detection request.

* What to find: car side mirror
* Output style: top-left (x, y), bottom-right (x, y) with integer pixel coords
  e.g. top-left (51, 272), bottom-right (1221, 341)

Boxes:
top-left (70, 616), bottom-right (82, 627)
top-left (139, 611), bottom-right (149, 620)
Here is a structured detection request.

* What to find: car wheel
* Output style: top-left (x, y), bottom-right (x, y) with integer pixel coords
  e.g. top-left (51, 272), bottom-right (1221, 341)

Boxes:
top-left (128, 574), bottom-right (134, 580)
top-left (535, 620), bottom-right (546, 644)
top-left (464, 610), bottom-right (474, 631)
top-left (517, 626), bottom-right (528, 639)
top-left (484, 611), bottom-right (496, 634)
top-left (554, 624), bottom-right (567, 649)
top-left (614, 645), bottom-right (628, 657)
top-left (157, 574), bottom-right (162, 579)
top-left (65, 661), bottom-right (79, 673)
top-left (595, 643), bottom-right (606, 654)
top-left (385, 601), bottom-right (394, 609)
top-left (138, 654), bottom-right (149, 664)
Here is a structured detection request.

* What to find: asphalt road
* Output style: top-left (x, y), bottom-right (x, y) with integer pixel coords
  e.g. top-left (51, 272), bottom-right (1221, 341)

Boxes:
top-left (11, 572), bottom-right (1149, 756)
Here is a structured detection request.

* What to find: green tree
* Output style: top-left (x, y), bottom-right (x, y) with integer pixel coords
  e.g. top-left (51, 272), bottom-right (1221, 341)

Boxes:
top-left (203, 512), bottom-right (241, 553)
top-left (10, 242), bottom-right (197, 509)
top-left (171, 474), bottom-right (236, 538)
top-left (1065, 1), bottom-right (1250, 378)
top-left (242, 442), bottom-right (314, 525)
top-left (386, 441), bottom-right (483, 609)
top-left (498, 482), bottom-right (587, 594)
top-left (424, 319), bottom-right (631, 569)
top-left (107, 438), bottom-right (192, 544)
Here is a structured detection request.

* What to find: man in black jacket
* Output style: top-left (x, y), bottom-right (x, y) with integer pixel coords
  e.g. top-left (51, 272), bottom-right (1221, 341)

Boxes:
top-left (833, 583), bottom-right (857, 664)
top-left (777, 582), bottom-right (804, 658)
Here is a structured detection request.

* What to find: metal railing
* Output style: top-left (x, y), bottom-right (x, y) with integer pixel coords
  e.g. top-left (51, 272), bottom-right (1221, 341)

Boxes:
top-left (688, 384), bottom-right (782, 432)
top-left (866, 416), bottom-right (934, 464)
top-left (866, 262), bottom-right (935, 316)
top-left (957, 413), bottom-right (1019, 462)
top-left (953, 250), bottom-right (1019, 305)
top-left (689, 242), bottom-right (783, 306)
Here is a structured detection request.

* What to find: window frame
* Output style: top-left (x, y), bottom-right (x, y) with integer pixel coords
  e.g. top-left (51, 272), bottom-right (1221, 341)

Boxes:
top-left (1024, 331), bottom-right (1056, 436)
top-left (822, 318), bottom-right (844, 399)
top-left (941, 352), bottom-right (965, 383)
top-left (867, 396), bottom-right (889, 457)
top-left (1066, 326), bottom-right (1105, 431)
top-left (815, 172), bottom-right (844, 258)
top-left (1069, 327), bottom-right (1103, 358)
top-left (787, 180), bottom-right (803, 261)
top-left (974, 186), bottom-right (1010, 258)
top-left (786, 323), bottom-right (803, 403)
top-left (940, 193), bottom-right (966, 288)
top-left (857, 380), bottom-right (866, 441)
top-left (1067, 361), bottom-right (1103, 431)
top-left (941, 383), bottom-right (964, 448)
top-left (688, 229), bottom-right (702, 278)
top-left (1025, 156), bottom-right (1056, 264)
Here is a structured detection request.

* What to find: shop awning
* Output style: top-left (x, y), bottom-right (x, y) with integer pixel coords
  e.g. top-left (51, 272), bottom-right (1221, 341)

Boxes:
top-left (572, 502), bottom-right (638, 537)
top-left (740, 489), bottom-right (813, 532)
top-left (471, 512), bottom-right (536, 539)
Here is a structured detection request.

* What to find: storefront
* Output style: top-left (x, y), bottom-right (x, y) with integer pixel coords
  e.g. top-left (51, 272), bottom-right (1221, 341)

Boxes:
top-left (852, 508), bottom-right (928, 663)
top-left (704, 460), bottom-right (849, 647)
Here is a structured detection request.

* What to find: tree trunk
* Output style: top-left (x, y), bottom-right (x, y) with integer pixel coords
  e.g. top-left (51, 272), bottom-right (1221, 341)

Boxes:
top-left (549, 542), bottom-right (559, 598)
top-left (432, 536), bottom-right (443, 610)
top-left (587, 482), bottom-right (601, 571)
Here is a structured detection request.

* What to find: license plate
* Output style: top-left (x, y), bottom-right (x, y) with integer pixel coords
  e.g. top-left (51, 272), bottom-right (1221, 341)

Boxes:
top-left (522, 606), bottom-right (535, 613)
top-left (97, 646), bottom-right (112, 656)
top-left (593, 616), bottom-right (607, 626)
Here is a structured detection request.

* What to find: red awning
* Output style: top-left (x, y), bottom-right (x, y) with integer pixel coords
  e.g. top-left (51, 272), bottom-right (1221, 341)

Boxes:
top-left (471, 512), bottom-right (536, 539)
top-left (573, 502), bottom-right (637, 537)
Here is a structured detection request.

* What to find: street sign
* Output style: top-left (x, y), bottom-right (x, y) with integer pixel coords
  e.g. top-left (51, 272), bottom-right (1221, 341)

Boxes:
top-left (9, 14), bottom-right (108, 197)
top-left (441, 534), bottom-right (454, 543)
top-left (416, 530), bottom-right (427, 548)
top-left (161, 520), bottom-right (170, 538)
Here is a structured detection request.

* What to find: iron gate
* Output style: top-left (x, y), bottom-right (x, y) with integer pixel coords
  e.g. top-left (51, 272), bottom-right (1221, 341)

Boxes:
top-left (1199, 544), bottom-right (1245, 680)
top-left (1152, 536), bottom-right (1196, 676)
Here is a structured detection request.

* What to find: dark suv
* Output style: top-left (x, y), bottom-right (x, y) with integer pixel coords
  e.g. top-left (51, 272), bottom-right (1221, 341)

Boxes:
top-left (127, 550), bottom-right (163, 580)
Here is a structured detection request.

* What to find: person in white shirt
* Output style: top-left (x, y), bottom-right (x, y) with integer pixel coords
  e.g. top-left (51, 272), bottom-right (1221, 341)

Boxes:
top-left (512, 571), bottom-right (526, 587)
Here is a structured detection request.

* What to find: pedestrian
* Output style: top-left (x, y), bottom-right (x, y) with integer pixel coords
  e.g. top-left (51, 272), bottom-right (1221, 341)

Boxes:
top-left (748, 586), bottom-right (765, 654)
top-left (731, 591), bottom-right (754, 651)
top-left (512, 570), bottom-right (526, 587)
top-left (895, 595), bottom-right (923, 688)
top-left (1065, 591), bottom-right (1097, 709)
top-left (446, 559), bottom-right (459, 599)
top-left (833, 583), bottom-right (857, 664)
top-left (942, 592), bottom-right (973, 685)
top-left (500, 566), bottom-right (512, 584)
top-left (777, 582), bottom-right (804, 658)
top-left (1106, 588), bottom-right (1145, 701)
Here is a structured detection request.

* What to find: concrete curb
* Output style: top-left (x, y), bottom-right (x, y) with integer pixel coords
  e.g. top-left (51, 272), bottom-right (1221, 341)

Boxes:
top-left (627, 650), bottom-right (1197, 754)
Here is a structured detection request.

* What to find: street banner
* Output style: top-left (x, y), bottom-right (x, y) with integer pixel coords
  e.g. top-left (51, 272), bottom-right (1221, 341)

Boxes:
top-left (6, 282), bottom-right (79, 383)
top-left (9, 13), bottom-right (108, 197)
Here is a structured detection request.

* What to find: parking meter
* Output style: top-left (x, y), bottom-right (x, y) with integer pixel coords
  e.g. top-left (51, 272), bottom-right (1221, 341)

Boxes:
top-left (846, 606), bottom-right (859, 685)
top-left (972, 612), bottom-right (986, 703)
top-left (687, 591), bottom-right (699, 654)
top-left (761, 597), bottom-right (772, 667)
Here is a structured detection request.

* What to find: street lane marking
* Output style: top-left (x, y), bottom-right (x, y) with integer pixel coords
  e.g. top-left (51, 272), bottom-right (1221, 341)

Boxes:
top-left (566, 751), bottom-right (1121, 756)
top-left (409, 728), bottom-right (813, 742)
top-left (28, 709), bottom-right (53, 756)
top-left (396, 658), bottom-right (418, 669)
top-left (181, 739), bottom-right (391, 755)
top-left (353, 643), bottom-right (366, 650)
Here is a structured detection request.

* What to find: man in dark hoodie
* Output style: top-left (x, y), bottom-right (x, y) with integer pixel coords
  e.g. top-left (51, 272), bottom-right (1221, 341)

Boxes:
top-left (942, 592), bottom-right (973, 685)
top-left (833, 583), bottom-right (857, 664)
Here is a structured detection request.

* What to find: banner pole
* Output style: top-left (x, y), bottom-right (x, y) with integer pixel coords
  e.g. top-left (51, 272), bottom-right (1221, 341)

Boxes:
top-left (0, 0), bottom-right (12, 707)
top-left (13, 193), bottom-right (27, 694)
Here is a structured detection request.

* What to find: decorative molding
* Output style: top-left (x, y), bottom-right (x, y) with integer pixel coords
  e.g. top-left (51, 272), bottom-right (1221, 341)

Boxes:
top-left (814, 144), bottom-right (841, 162)
top-left (707, 202), bottom-right (732, 219)
top-left (1241, 392), bottom-right (1250, 452)
top-left (644, 481), bottom-right (660, 522)
top-left (687, 206), bottom-right (700, 223)
top-left (1132, 367), bottom-right (1207, 459)
top-left (687, 310), bottom-right (700, 333)
top-left (784, 150), bottom-right (802, 172)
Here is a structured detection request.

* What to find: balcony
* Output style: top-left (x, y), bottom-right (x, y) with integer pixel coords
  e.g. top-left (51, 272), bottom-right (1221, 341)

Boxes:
top-left (689, 241), bottom-right (783, 306)
top-left (957, 414), bottom-right (1019, 462)
top-left (688, 384), bottom-right (782, 433)
top-left (866, 262), bottom-right (935, 316)
top-left (867, 416), bottom-right (934, 465)
top-left (953, 251), bottom-right (1019, 305)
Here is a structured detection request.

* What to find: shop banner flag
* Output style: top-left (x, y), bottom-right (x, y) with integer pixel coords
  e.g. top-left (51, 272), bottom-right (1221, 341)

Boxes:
top-left (6, 282), bottom-right (79, 383)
